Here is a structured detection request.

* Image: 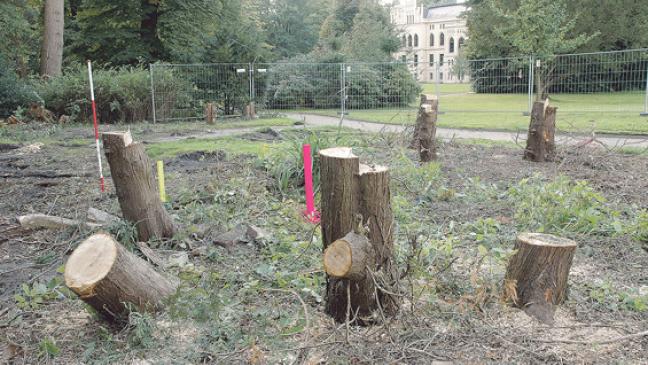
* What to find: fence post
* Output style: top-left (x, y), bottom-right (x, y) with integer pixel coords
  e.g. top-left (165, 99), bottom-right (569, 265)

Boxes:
top-left (340, 63), bottom-right (347, 117)
top-left (435, 62), bottom-right (440, 101)
top-left (149, 64), bottom-right (157, 123)
top-left (643, 61), bottom-right (648, 116)
top-left (525, 56), bottom-right (534, 116)
top-left (249, 62), bottom-right (254, 105)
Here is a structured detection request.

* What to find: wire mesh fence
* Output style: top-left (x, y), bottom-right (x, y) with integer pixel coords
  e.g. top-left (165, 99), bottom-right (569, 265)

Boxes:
top-left (150, 49), bottom-right (648, 124)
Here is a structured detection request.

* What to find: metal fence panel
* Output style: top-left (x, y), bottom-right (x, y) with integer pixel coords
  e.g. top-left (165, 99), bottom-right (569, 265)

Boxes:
top-left (150, 49), bottom-right (648, 123)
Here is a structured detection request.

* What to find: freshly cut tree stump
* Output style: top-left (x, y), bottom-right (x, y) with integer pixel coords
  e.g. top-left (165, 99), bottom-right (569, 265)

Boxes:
top-left (410, 94), bottom-right (437, 149)
top-left (358, 164), bottom-right (398, 315)
top-left (320, 148), bottom-right (360, 248)
top-left (504, 233), bottom-right (577, 323)
top-left (524, 99), bottom-right (558, 162)
top-left (205, 102), bottom-right (216, 124)
top-left (64, 233), bottom-right (178, 321)
top-left (102, 131), bottom-right (175, 241)
top-left (319, 148), bottom-right (399, 323)
top-left (417, 98), bottom-right (439, 162)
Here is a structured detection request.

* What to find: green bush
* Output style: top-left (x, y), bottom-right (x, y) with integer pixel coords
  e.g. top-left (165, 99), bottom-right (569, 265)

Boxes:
top-left (35, 65), bottom-right (189, 124)
top-left (0, 54), bottom-right (39, 117)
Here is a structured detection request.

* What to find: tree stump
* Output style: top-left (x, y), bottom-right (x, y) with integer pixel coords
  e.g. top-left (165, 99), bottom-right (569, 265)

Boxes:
top-left (524, 99), bottom-right (557, 162)
top-left (410, 94), bottom-right (437, 149)
top-left (205, 102), bottom-right (216, 124)
top-left (102, 131), bottom-right (175, 241)
top-left (504, 233), bottom-right (577, 323)
top-left (243, 102), bottom-right (257, 119)
top-left (64, 233), bottom-right (178, 321)
top-left (319, 148), bottom-right (398, 324)
top-left (417, 99), bottom-right (439, 162)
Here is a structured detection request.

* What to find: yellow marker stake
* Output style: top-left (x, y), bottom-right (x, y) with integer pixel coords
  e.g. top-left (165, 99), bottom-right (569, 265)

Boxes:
top-left (157, 160), bottom-right (167, 202)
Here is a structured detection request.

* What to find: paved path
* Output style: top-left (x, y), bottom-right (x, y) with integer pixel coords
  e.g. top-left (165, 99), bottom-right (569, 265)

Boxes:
top-left (286, 113), bottom-right (648, 149)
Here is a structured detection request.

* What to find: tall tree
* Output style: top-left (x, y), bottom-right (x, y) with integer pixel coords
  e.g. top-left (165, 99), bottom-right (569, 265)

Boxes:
top-left (0, 0), bottom-right (40, 77)
top-left (40, 0), bottom-right (64, 77)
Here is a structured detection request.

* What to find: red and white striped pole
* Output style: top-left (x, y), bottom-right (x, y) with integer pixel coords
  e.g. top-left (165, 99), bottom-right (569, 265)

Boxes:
top-left (87, 60), bottom-right (105, 192)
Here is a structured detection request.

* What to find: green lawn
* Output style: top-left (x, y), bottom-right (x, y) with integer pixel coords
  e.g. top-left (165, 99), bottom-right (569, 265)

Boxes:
top-left (288, 86), bottom-right (648, 134)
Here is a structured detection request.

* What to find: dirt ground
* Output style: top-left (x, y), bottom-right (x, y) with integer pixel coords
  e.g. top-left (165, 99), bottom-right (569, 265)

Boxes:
top-left (1, 122), bottom-right (647, 364)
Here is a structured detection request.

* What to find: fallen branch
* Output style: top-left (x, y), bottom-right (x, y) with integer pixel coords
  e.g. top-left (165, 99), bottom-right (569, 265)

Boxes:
top-left (17, 214), bottom-right (101, 230)
top-left (0, 169), bottom-right (91, 179)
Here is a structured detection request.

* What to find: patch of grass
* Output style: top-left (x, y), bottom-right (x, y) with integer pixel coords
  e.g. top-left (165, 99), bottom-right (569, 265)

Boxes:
top-left (146, 136), bottom-right (274, 160)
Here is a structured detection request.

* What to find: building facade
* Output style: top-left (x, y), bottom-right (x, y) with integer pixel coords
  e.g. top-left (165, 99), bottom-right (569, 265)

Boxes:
top-left (387, 0), bottom-right (469, 83)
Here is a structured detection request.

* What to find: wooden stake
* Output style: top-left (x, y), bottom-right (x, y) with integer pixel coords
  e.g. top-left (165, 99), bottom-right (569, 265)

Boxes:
top-left (64, 233), bottom-right (177, 321)
top-left (504, 233), bottom-right (577, 324)
top-left (205, 102), bottom-right (215, 124)
top-left (102, 131), bottom-right (175, 241)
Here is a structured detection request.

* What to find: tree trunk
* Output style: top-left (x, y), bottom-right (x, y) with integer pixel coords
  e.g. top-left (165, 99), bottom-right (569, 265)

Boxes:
top-left (319, 148), bottom-right (398, 323)
top-left (417, 98), bottom-right (439, 162)
top-left (205, 103), bottom-right (216, 124)
top-left (410, 94), bottom-right (436, 149)
top-left (504, 233), bottom-right (577, 324)
top-left (524, 99), bottom-right (557, 162)
top-left (243, 102), bottom-right (257, 119)
top-left (358, 164), bottom-right (398, 315)
top-left (102, 131), bottom-right (175, 241)
top-left (40, 0), bottom-right (64, 77)
top-left (64, 233), bottom-right (177, 321)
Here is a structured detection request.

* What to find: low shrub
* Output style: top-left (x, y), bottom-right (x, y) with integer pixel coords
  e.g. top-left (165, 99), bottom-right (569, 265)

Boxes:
top-left (0, 54), bottom-right (39, 117)
top-left (508, 175), bottom-right (621, 235)
top-left (35, 64), bottom-right (189, 124)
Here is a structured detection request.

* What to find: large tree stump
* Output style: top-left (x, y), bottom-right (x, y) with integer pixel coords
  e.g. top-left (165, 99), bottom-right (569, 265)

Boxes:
top-left (504, 233), bottom-right (577, 324)
top-left (417, 99), bottom-right (439, 162)
top-left (410, 94), bottom-right (437, 149)
top-left (102, 131), bottom-right (175, 241)
top-left (524, 99), bottom-right (558, 162)
top-left (64, 233), bottom-right (178, 321)
top-left (319, 148), bottom-right (398, 324)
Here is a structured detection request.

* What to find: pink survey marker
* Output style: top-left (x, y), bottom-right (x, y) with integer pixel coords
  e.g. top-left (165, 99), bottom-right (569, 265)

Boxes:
top-left (302, 144), bottom-right (320, 224)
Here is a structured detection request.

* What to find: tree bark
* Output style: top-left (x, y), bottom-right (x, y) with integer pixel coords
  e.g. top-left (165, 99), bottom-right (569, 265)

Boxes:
top-left (417, 98), bottom-right (439, 162)
top-left (524, 99), bottom-right (557, 162)
top-left (358, 164), bottom-right (398, 315)
top-left (40, 0), bottom-right (64, 77)
top-left (243, 102), bottom-right (257, 119)
top-left (504, 233), bottom-right (577, 324)
top-left (319, 148), bottom-right (398, 323)
top-left (205, 103), bottom-right (216, 124)
top-left (410, 94), bottom-right (436, 149)
top-left (64, 233), bottom-right (177, 321)
top-left (102, 131), bottom-right (175, 241)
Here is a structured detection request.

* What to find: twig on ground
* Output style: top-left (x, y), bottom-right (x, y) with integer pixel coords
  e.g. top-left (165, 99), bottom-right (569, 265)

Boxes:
top-left (532, 330), bottom-right (648, 345)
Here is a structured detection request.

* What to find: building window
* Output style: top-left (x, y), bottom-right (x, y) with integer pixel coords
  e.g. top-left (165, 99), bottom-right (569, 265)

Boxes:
top-left (430, 72), bottom-right (435, 80)
top-left (407, 35), bottom-right (412, 47)
top-left (429, 33), bottom-right (434, 47)
top-left (439, 53), bottom-right (444, 65)
top-left (414, 54), bottom-right (418, 65)
top-left (401, 55), bottom-right (406, 62)
top-left (429, 54), bottom-right (434, 66)
top-left (449, 37), bottom-right (455, 53)
top-left (440, 33), bottom-right (445, 46)
top-left (458, 37), bottom-right (465, 49)
top-left (401, 35), bottom-right (406, 47)
top-left (414, 34), bottom-right (419, 47)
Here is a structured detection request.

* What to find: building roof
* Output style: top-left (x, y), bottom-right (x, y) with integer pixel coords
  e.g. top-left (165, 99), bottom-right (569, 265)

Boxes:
top-left (424, 3), bottom-right (467, 19)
